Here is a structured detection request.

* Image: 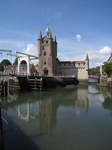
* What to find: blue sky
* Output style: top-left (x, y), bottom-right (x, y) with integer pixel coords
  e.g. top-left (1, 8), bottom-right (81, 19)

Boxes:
top-left (0, 0), bottom-right (112, 68)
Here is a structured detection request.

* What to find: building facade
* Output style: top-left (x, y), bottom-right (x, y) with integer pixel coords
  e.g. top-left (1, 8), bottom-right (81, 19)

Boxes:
top-left (37, 26), bottom-right (89, 80)
top-left (4, 64), bottom-right (36, 76)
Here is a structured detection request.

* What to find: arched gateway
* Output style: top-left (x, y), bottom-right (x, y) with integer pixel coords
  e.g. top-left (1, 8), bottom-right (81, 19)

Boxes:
top-left (16, 51), bottom-right (39, 75)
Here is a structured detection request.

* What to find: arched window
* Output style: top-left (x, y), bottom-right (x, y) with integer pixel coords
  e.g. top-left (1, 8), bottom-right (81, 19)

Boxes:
top-left (44, 52), bottom-right (46, 56)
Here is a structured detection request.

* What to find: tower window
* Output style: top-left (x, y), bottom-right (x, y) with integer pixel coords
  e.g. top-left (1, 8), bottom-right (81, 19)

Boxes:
top-left (43, 46), bottom-right (44, 50)
top-left (44, 52), bottom-right (46, 56)
top-left (44, 62), bottom-right (46, 65)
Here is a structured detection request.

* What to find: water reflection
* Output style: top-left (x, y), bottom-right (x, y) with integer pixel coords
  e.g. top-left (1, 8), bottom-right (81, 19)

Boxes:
top-left (99, 87), bottom-right (112, 116)
top-left (1, 87), bottom-right (89, 136)
top-left (1, 86), bottom-right (112, 150)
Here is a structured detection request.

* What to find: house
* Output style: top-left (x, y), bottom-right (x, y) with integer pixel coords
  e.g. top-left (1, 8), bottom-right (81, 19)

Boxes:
top-left (4, 64), bottom-right (36, 76)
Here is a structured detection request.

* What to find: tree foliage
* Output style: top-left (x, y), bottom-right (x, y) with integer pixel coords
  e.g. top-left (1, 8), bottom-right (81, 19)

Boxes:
top-left (0, 59), bottom-right (11, 71)
top-left (13, 57), bottom-right (18, 65)
top-left (13, 58), bottom-right (27, 65)
top-left (21, 60), bottom-right (27, 64)
top-left (103, 62), bottom-right (112, 77)
top-left (89, 66), bottom-right (100, 75)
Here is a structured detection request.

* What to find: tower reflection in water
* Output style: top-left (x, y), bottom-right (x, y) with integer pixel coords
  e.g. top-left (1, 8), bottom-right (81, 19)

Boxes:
top-left (1, 87), bottom-right (89, 137)
top-left (1, 86), bottom-right (112, 150)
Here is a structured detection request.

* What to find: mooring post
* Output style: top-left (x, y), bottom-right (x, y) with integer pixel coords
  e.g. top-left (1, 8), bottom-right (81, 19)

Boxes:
top-left (1, 79), bottom-right (4, 96)
top-left (4, 80), bottom-right (7, 96)
top-left (40, 77), bottom-right (42, 91)
top-left (7, 79), bottom-right (9, 96)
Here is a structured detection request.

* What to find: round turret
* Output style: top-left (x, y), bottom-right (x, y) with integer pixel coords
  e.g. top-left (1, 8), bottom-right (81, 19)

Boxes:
top-left (85, 54), bottom-right (89, 70)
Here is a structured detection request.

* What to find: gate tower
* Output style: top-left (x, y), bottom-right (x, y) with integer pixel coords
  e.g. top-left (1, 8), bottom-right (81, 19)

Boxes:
top-left (37, 26), bottom-right (57, 76)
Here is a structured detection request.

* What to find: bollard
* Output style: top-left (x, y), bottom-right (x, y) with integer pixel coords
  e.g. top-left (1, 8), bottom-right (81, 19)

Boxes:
top-left (40, 77), bottom-right (42, 91)
top-left (1, 79), bottom-right (4, 96)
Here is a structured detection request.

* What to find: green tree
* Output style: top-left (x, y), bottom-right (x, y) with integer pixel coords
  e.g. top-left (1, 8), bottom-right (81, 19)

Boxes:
top-left (13, 58), bottom-right (27, 65)
top-left (13, 57), bottom-right (18, 65)
top-left (0, 59), bottom-right (11, 71)
top-left (89, 66), bottom-right (100, 75)
top-left (103, 62), bottom-right (112, 77)
top-left (21, 60), bottom-right (27, 64)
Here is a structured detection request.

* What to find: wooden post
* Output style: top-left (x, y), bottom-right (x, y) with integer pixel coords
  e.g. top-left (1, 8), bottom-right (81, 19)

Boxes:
top-left (7, 80), bottom-right (9, 96)
top-left (4, 80), bottom-right (7, 96)
top-left (40, 77), bottom-right (42, 91)
top-left (1, 79), bottom-right (4, 96)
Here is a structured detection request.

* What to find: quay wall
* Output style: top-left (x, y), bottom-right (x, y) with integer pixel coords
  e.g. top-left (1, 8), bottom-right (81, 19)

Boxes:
top-left (17, 76), bottom-right (80, 90)
top-left (0, 75), bottom-right (89, 93)
top-left (17, 76), bottom-right (89, 90)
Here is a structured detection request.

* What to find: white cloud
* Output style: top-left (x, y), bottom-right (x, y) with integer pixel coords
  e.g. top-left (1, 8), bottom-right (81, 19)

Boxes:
top-left (24, 44), bottom-right (38, 55)
top-left (85, 46), bottom-right (112, 67)
top-left (23, 44), bottom-right (38, 65)
top-left (76, 34), bottom-right (81, 42)
top-left (99, 46), bottom-right (111, 55)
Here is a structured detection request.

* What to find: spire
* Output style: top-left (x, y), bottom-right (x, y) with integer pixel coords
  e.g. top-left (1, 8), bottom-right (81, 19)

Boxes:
top-left (85, 54), bottom-right (89, 60)
top-left (49, 31), bottom-right (52, 38)
top-left (38, 30), bottom-right (42, 40)
top-left (46, 26), bottom-right (52, 38)
top-left (54, 35), bottom-right (56, 42)
top-left (47, 20), bottom-right (49, 27)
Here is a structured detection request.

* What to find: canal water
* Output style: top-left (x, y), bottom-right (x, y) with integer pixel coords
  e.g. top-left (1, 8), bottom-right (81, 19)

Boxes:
top-left (1, 80), bottom-right (112, 150)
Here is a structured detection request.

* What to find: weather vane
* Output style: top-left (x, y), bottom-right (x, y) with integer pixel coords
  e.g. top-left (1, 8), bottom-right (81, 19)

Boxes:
top-left (47, 19), bottom-right (49, 27)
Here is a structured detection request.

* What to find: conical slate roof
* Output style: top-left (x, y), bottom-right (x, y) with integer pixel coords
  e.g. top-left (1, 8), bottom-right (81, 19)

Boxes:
top-left (38, 30), bottom-right (42, 39)
top-left (85, 54), bottom-right (89, 60)
top-left (54, 35), bottom-right (57, 42)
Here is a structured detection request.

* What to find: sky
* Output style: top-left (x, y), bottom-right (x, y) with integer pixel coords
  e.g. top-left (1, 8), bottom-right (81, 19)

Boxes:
top-left (0, 0), bottom-right (112, 68)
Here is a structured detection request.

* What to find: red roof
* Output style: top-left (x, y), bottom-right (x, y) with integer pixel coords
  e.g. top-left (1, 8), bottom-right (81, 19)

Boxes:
top-left (59, 61), bottom-right (85, 64)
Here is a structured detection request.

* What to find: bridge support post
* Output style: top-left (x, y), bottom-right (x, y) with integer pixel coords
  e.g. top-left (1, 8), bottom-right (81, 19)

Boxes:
top-left (18, 56), bottom-right (30, 76)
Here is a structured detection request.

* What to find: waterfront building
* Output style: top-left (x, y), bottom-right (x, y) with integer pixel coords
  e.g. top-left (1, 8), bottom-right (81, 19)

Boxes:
top-left (4, 64), bottom-right (36, 76)
top-left (37, 26), bottom-right (89, 80)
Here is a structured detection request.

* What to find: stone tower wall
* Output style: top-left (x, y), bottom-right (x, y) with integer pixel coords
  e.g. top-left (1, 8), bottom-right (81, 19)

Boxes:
top-left (37, 28), bottom-right (57, 76)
